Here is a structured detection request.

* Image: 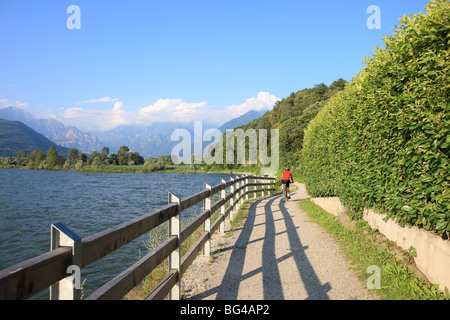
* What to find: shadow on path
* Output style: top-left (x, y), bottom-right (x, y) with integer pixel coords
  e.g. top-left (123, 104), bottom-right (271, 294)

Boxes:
top-left (195, 192), bottom-right (330, 300)
top-left (278, 198), bottom-right (331, 299)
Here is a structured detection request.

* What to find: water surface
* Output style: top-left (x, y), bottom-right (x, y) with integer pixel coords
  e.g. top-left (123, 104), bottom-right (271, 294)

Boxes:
top-left (0, 169), bottom-right (233, 299)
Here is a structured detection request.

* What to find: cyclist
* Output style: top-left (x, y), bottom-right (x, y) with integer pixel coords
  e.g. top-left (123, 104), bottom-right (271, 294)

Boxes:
top-left (281, 168), bottom-right (294, 199)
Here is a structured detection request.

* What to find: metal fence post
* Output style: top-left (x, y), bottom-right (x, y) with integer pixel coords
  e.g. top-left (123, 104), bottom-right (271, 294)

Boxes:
top-left (203, 182), bottom-right (211, 256)
top-left (265, 177), bottom-right (268, 196)
top-left (229, 177), bottom-right (235, 221)
top-left (236, 176), bottom-right (242, 209)
top-left (245, 175), bottom-right (249, 200)
top-left (168, 192), bottom-right (181, 300)
top-left (219, 179), bottom-right (226, 234)
top-left (50, 222), bottom-right (81, 300)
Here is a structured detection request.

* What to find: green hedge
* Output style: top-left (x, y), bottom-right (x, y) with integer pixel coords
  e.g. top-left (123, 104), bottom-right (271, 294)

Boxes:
top-left (301, 0), bottom-right (450, 236)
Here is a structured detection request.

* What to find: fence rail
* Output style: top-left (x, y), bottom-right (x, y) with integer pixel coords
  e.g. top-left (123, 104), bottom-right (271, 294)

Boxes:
top-left (0, 174), bottom-right (276, 300)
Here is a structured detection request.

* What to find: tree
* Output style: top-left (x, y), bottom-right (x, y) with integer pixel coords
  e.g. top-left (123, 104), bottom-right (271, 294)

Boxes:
top-left (26, 148), bottom-right (44, 169)
top-left (65, 148), bottom-right (79, 169)
top-left (77, 153), bottom-right (87, 162)
top-left (101, 147), bottom-right (109, 157)
top-left (91, 156), bottom-right (103, 168)
top-left (128, 151), bottom-right (144, 165)
top-left (117, 146), bottom-right (130, 165)
top-left (145, 155), bottom-right (167, 171)
top-left (46, 146), bottom-right (58, 169)
top-left (16, 149), bottom-right (27, 166)
top-left (99, 147), bottom-right (110, 163)
top-left (88, 151), bottom-right (100, 165)
top-left (67, 148), bottom-right (79, 163)
top-left (109, 153), bottom-right (119, 165)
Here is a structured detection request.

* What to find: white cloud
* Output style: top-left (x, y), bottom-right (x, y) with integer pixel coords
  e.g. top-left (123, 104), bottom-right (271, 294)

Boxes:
top-left (224, 92), bottom-right (279, 118)
top-left (57, 101), bottom-right (131, 131)
top-left (52, 92), bottom-right (280, 132)
top-left (0, 98), bottom-right (29, 109)
top-left (138, 99), bottom-right (209, 124)
top-left (137, 92), bottom-right (279, 125)
top-left (76, 96), bottom-right (118, 104)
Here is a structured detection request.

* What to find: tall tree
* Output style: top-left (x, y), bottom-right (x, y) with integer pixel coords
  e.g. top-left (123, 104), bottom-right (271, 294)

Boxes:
top-left (67, 148), bottom-right (79, 163)
top-left (46, 146), bottom-right (58, 168)
top-left (16, 149), bottom-right (27, 166)
top-left (117, 145), bottom-right (130, 165)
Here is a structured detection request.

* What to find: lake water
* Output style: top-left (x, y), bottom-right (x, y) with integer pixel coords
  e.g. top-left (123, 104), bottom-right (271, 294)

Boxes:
top-left (0, 169), bottom-right (233, 299)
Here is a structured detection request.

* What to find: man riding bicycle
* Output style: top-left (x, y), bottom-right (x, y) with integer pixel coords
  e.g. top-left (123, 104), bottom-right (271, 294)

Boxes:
top-left (281, 168), bottom-right (294, 199)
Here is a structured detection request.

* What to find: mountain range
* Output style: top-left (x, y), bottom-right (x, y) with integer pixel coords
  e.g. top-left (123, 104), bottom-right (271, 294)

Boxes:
top-left (0, 107), bottom-right (264, 158)
top-left (0, 107), bottom-right (102, 154)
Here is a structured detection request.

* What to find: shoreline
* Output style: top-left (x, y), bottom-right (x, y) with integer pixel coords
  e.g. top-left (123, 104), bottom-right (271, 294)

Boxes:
top-left (0, 165), bottom-right (269, 177)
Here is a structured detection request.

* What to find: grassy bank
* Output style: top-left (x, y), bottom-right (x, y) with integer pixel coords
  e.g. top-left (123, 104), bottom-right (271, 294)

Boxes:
top-left (76, 163), bottom-right (264, 175)
top-left (298, 199), bottom-right (449, 300)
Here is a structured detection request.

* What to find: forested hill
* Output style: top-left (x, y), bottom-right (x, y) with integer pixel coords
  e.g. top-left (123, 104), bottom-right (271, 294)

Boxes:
top-left (0, 119), bottom-right (69, 157)
top-left (240, 78), bottom-right (347, 172)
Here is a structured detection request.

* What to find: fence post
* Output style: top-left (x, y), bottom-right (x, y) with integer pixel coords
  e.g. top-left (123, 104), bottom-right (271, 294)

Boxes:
top-left (238, 175), bottom-right (244, 205)
top-left (168, 192), bottom-right (181, 300)
top-left (203, 182), bottom-right (212, 256)
top-left (229, 177), bottom-right (235, 221)
top-left (265, 177), bottom-right (268, 196)
top-left (49, 222), bottom-right (81, 300)
top-left (245, 175), bottom-right (249, 200)
top-left (234, 177), bottom-right (239, 212)
top-left (219, 179), bottom-right (226, 234)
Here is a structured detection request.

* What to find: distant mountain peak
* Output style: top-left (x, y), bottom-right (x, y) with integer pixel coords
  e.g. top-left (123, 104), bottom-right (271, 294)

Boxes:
top-left (0, 106), bottom-right (102, 154)
top-left (218, 110), bottom-right (265, 132)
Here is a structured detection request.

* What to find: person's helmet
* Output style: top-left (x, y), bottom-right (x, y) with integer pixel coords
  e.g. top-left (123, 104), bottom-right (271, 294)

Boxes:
top-left (285, 168), bottom-right (289, 171)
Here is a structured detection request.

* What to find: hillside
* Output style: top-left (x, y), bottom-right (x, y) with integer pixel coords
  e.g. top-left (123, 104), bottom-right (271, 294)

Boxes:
top-left (239, 78), bottom-right (347, 171)
top-left (0, 119), bottom-right (70, 157)
top-left (0, 107), bottom-right (102, 154)
top-left (217, 110), bottom-right (265, 132)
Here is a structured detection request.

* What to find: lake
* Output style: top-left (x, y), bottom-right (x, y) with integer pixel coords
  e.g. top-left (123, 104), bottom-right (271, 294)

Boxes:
top-left (0, 169), bottom-right (233, 299)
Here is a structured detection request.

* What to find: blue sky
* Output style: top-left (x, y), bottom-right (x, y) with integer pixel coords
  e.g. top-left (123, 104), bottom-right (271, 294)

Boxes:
top-left (0, 0), bottom-right (431, 131)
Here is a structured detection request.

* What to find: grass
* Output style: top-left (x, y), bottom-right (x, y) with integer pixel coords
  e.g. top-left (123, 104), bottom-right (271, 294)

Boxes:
top-left (76, 163), bottom-right (263, 174)
top-left (298, 199), bottom-right (450, 300)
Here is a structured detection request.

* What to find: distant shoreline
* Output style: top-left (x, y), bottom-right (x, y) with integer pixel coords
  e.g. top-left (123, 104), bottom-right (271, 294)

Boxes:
top-left (0, 164), bottom-right (264, 176)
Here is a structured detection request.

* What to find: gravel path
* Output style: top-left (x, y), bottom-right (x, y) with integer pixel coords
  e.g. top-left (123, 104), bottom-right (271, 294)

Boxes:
top-left (181, 183), bottom-right (378, 300)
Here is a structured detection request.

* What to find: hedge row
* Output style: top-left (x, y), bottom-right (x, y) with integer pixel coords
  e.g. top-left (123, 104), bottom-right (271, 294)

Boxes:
top-left (301, 0), bottom-right (450, 236)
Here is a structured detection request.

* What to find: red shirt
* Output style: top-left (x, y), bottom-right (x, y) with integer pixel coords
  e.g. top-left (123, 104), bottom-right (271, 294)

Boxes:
top-left (282, 171), bottom-right (292, 181)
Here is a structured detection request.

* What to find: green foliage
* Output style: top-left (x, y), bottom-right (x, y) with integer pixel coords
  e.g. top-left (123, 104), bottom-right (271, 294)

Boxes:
top-left (144, 155), bottom-right (168, 172)
top-left (46, 146), bottom-right (58, 168)
top-left (301, 0), bottom-right (450, 235)
top-left (227, 79), bottom-right (347, 172)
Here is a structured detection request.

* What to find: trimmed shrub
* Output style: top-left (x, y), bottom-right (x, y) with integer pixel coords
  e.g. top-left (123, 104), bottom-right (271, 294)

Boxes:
top-left (301, 0), bottom-right (450, 235)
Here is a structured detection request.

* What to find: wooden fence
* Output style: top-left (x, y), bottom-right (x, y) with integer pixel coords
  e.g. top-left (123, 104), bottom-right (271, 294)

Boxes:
top-left (0, 174), bottom-right (275, 300)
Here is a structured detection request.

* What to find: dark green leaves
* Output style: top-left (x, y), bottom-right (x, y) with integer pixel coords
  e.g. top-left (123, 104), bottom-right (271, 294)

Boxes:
top-left (301, 0), bottom-right (450, 237)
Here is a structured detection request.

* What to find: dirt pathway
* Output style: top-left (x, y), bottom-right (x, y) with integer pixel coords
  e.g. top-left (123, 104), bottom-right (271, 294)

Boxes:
top-left (181, 183), bottom-right (378, 300)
